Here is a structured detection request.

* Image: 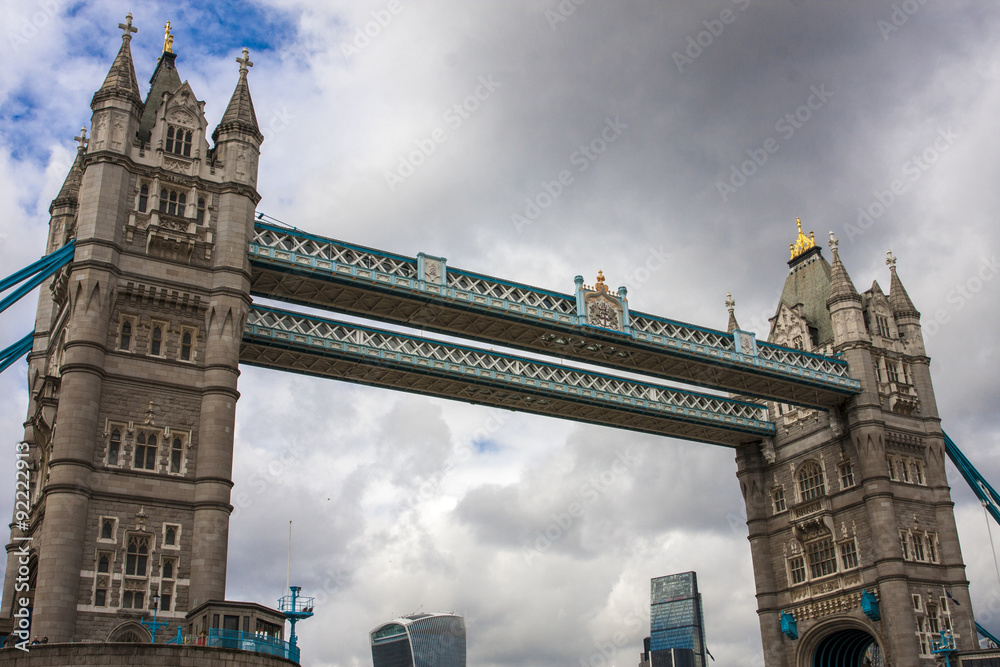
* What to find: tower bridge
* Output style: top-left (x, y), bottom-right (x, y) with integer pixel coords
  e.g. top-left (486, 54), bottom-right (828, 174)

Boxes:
top-left (0, 14), bottom-right (997, 667)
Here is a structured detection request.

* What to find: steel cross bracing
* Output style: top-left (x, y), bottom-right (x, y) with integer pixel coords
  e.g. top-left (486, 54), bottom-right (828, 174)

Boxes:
top-left (248, 222), bottom-right (860, 408)
top-left (240, 306), bottom-right (775, 447)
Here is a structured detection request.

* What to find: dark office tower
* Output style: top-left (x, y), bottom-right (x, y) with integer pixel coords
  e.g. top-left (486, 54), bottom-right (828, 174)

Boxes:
top-left (649, 572), bottom-right (708, 667)
top-left (370, 612), bottom-right (467, 667)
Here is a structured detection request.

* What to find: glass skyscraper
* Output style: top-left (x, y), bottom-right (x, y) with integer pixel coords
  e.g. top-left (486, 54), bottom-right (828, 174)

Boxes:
top-left (648, 572), bottom-right (708, 667)
top-left (370, 612), bottom-right (466, 667)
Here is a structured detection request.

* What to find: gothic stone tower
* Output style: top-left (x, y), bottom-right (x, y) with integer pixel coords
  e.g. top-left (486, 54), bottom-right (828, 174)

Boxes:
top-left (735, 222), bottom-right (975, 666)
top-left (0, 16), bottom-right (262, 642)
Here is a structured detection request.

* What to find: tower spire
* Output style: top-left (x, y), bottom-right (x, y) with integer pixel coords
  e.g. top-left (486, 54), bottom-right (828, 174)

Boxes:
top-left (92, 12), bottom-right (142, 110)
top-left (215, 47), bottom-right (263, 143)
top-left (725, 292), bottom-right (740, 334)
top-left (825, 231), bottom-right (860, 305)
top-left (886, 250), bottom-right (920, 318)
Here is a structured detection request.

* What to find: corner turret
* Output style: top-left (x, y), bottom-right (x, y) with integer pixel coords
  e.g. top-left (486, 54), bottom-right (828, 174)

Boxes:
top-left (212, 48), bottom-right (264, 187)
top-left (826, 232), bottom-right (869, 348)
top-left (89, 13), bottom-right (142, 155)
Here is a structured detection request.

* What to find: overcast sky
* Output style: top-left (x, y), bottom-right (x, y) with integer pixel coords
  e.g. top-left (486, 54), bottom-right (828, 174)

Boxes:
top-left (2, 1), bottom-right (1000, 665)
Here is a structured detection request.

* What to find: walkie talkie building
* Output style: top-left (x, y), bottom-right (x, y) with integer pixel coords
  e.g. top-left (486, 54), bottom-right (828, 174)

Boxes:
top-left (370, 612), bottom-right (467, 667)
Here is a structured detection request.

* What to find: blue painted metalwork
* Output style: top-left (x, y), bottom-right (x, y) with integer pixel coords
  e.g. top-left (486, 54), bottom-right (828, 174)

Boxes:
top-left (0, 333), bottom-right (33, 376)
top-left (277, 585), bottom-right (313, 657)
top-left (944, 432), bottom-right (1000, 528)
top-left (931, 630), bottom-right (957, 667)
top-left (248, 222), bottom-right (860, 401)
top-left (241, 306), bottom-right (775, 445)
top-left (780, 611), bottom-right (798, 640)
top-left (978, 621), bottom-right (1000, 648)
top-left (206, 628), bottom-right (300, 662)
top-left (0, 241), bottom-right (75, 316)
top-left (861, 589), bottom-right (881, 621)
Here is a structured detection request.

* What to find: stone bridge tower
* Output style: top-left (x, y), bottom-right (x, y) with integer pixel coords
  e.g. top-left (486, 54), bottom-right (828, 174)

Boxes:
top-left (736, 222), bottom-right (976, 665)
top-left (0, 17), bottom-right (261, 642)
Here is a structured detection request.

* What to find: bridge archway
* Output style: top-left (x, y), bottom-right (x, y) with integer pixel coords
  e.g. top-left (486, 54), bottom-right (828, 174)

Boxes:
top-left (796, 618), bottom-right (885, 667)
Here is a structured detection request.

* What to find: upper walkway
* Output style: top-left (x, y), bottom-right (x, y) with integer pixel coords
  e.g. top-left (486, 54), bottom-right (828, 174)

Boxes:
top-left (248, 222), bottom-right (860, 408)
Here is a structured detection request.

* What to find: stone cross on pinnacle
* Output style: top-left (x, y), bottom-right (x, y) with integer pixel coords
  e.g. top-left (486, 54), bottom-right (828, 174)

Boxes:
top-left (237, 47), bottom-right (254, 75)
top-left (886, 250), bottom-right (897, 269)
top-left (828, 231), bottom-right (840, 253)
top-left (74, 127), bottom-right (88, 151)
top-left (118, 13), bottom-right (137, 41)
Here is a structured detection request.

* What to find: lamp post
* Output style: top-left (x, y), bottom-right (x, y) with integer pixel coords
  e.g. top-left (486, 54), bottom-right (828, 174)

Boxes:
top-left (140, 593), bottom-right (169, 643)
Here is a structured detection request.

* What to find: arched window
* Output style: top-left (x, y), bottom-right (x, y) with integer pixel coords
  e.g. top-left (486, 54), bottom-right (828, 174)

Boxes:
top-left (119, 320), bottom-right (132, 351)
top-left (108, 429), bottom-right (121, 466)
top-left (180, 331), bottom-right (192, 361)
top-left (797, 461), bottom-right (825, 501)
top-left (101, 519), bottom-right (114, 540)
top-left (196, 197), bottom-right (206, 224)
top-left (135, 433), bottom-right (157, 471)
top-left (158, 189), bottom-right (187, 216)
top-left (165, 125), bottom-right (192, 157)
top-left (137, 183), bottom-right (148, 212)
top-left (125, 535), bottom-right (150, 577)
top-left (162, 559), bottom-right (174, 579)
top-left (150, 326), bottom-right (162, 356)
top-left (165, 525), bottom-right (176, 546)
top-left (98, 553), bottom-right (110, 573)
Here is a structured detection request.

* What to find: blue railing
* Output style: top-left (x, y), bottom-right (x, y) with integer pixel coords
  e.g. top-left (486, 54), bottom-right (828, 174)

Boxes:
top-left (206, 628), bottom-right (299, 663)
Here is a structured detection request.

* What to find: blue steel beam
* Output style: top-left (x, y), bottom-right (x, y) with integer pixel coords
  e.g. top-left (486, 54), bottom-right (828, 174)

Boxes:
top-left (240, 305), bottom-right (775, 448)
top-left (247, 222), bottom-right (859, 408)
top-left (0, 241), bottom-right (75, 316)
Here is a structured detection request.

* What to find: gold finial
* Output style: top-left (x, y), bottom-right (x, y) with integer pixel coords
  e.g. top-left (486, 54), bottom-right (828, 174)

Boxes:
top-left (595, 270), bottom-right (607, 291)
top-left (789, 217), bottom-right (818, 260)
top-left (163, 21), bottom-right (173, 53)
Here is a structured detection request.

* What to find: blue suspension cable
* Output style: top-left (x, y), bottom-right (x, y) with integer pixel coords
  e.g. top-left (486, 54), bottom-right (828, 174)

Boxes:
top-left (0, 242), bottom-right (76, 316)
top-left (0, 333), bottom-right (33, 375)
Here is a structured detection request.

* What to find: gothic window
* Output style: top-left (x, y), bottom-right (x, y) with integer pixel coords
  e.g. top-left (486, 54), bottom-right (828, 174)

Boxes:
top-left (911, 459), bottom-right (925, 485)
top-left (179, 329), bottom-right (194, 362)
top-left (122, 590), bottom-right (145, 610)
top-left (887, 361), bottom-right (899, 383)
top-left (94, 587), bottom-right (107, 607)
top-left (165, 125), bottom-right (192, 157)
top-left (839, 540), bottom-right (859, 570)
top-left (160, 582), bottom-right (174, 613)
top-left (772, 486), bottom-right (786, 514)
top-left (806, 538), bottom-right (838, 578)
top-left (927, 603), bottom-right (940, 633)
top-left (125, 535), bottom-right (150, 577)
top-left (196, 197), bottom-right (206, 224)
top-left (788, 556), bottom-right (806, 585)
top-left (119, 320), bottom-right (132, 351)
top-left (913, 594), bottom-right (922, 611)
top-left (97, 552), bottom-right (111, 574)
top-left (927, 533), bottom-right (938, 562)
top-left (100, 518), bottom-right (116, 541)
top-left (900, 531), bottom-right (910, 559)
top-left (162, 558), bottom-right (175, 580)
top-left (150, 325), bottom-right (163, 356)
top-left (170, 437), bottom-right (184, 473)
top-left (839, 461), bottom-right (855, 489)
top-left (137, 183), bottom-right (148, 212)
top-left (797, 461), bottom-right (825, 501)
top-left (108, 429), bottom-right (121, 466)
top-left (898, 458), bottom-right (910, 483)
top-left (876, 314), bottom-right (891, 338)
top-left (158, 188), bottom-right (187, 216)
top-left (887, 456), bottom-right (897, 480)
top-left (135, 433), bottom-right (158, 471)
top-left (163, 524), bottom-right (180, 548)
